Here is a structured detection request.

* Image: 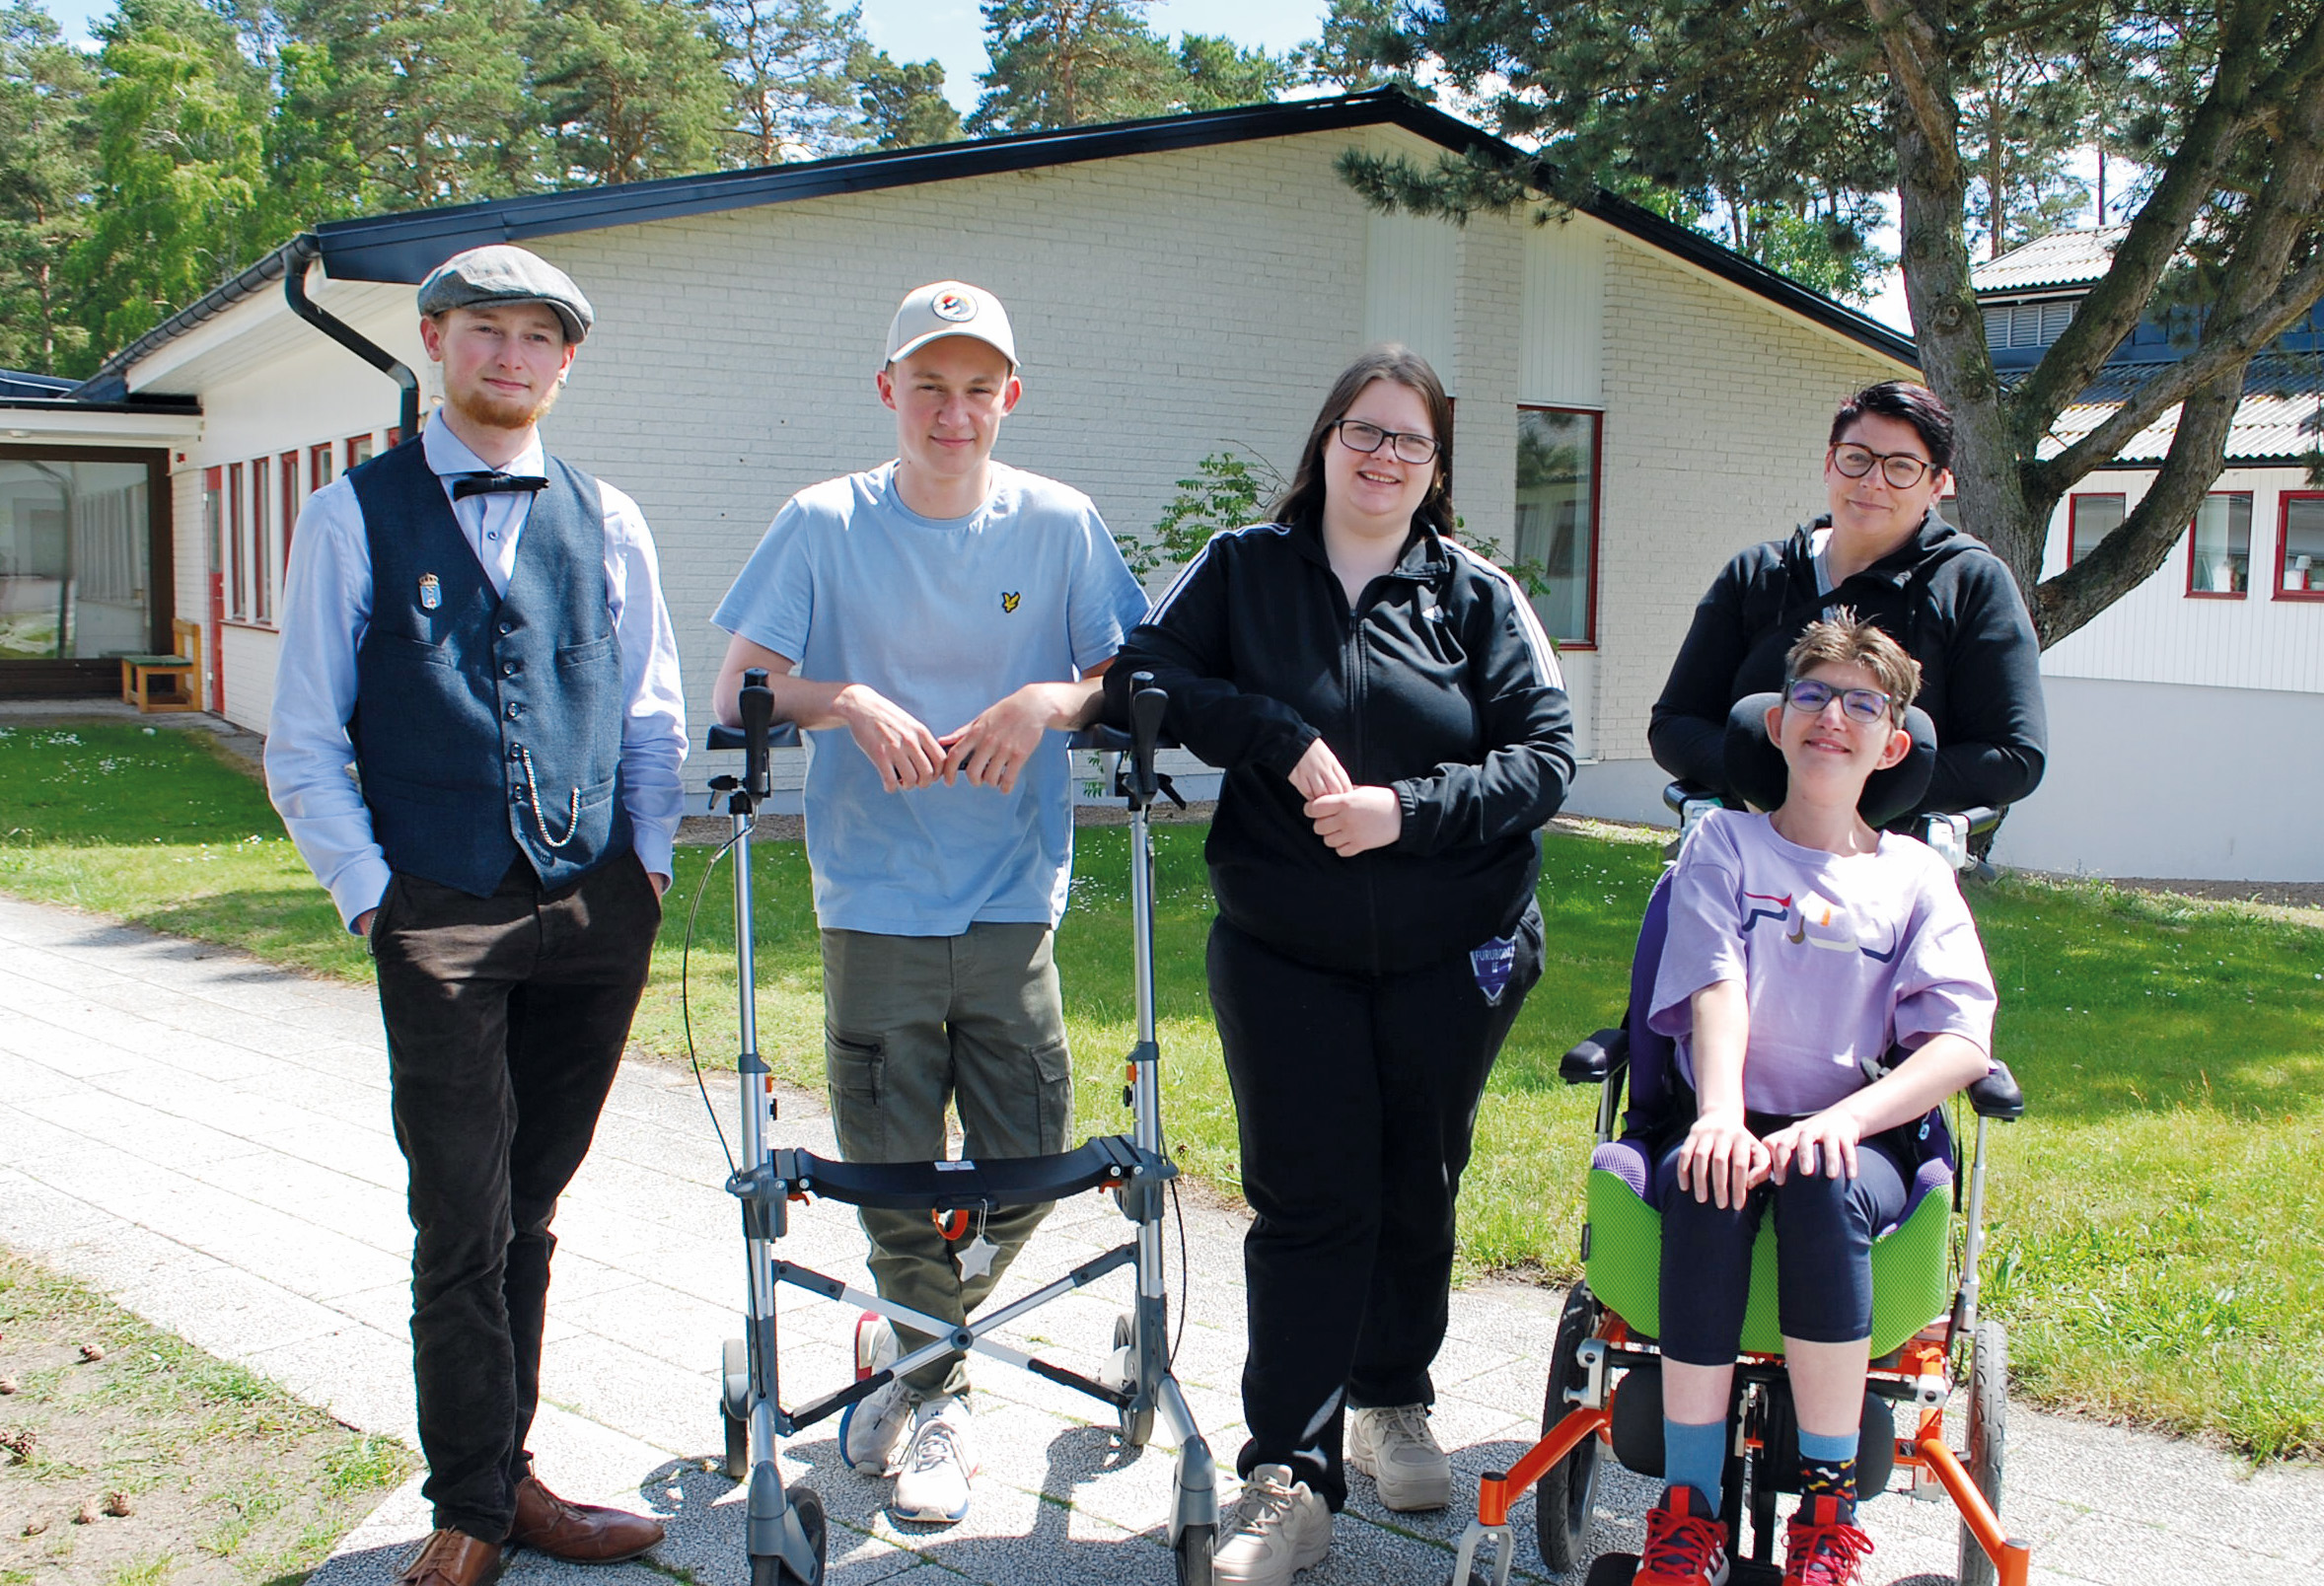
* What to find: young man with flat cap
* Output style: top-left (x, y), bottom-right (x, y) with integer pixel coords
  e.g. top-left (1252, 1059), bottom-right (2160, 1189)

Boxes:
top-left (267, 244), bottom-right (686, 1586)
top-left (710, 280), bottom-right (1148, 1526)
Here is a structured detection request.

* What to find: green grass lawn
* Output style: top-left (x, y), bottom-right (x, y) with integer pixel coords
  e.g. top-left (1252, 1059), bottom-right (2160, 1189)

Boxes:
top-left (5, 721), bottom-right (2321, 1459)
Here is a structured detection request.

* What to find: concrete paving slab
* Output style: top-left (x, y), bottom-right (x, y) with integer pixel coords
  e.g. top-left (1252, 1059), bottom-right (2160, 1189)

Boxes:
top-left (2, 889), bottom-right (2319, 1586)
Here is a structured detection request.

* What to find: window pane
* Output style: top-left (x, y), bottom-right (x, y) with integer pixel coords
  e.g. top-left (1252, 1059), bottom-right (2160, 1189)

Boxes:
top-left (2191, 493), bottom-right (2251, 594)
top-left (1514, 408), bottom-right (1598, 645)
top-left (2070, 494), bottom-right (2125, 564)
top-left (252, 456), bottom-right (270, 624)
top-left (2287, 497), bottom-right (2324, 593)
top-left (0, 459), bottom-right (153, 659)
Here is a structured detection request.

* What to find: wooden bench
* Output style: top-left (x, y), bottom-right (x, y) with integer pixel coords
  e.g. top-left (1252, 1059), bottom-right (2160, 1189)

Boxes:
top-left (118, 618), bottom-right (201, 713)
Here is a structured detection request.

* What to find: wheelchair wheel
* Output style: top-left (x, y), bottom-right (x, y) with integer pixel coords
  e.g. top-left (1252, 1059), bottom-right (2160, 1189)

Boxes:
top-left (1174, 1522), bottom-right (1213, 1585)
top-left (1112, 1312), bottom-right (1155, 1449)
top-left (1535, 1280), bottom-right (1606, 1573)
top-left (748, 1486), bottom-right (826, 1586)
top-left (1956, 1321), bottom-right (2007, 1586)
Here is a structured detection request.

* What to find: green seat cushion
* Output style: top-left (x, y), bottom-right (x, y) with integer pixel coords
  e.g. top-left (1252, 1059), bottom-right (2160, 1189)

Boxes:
top-left (1583, 1166), bottom-right (1952, 1358)
top-left (121, 655), bottom-right (193, 668)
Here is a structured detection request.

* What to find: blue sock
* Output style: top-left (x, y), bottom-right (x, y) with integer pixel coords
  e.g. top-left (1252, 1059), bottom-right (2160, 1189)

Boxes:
top-left (1662, 1416), bottom-right (1726, 1513)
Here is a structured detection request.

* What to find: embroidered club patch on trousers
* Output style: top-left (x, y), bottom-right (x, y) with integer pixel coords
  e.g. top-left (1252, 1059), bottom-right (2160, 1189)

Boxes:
top-left (1471, 934), bottom-right (1517, 1006)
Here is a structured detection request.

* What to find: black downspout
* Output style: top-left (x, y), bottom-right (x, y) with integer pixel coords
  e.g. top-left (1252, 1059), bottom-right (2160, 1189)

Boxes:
top-left (282, 236), bottom-right (421, 440)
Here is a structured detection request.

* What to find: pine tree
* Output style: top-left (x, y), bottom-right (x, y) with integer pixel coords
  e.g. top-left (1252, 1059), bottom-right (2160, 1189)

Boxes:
top-left (967, 0), bottom-right (1180, 134)
top-left (67, 0), bottom-right (285, 363)
top-left (710, 0), bottom-right (867, 164)
top-left (532, 0), bottom-right (732, 183)
top-left (1172, 32), bottom-right (1287, 112)
top-left (0, 1), bottom-right (97, 375)
top-left (849, 41), bottom-right (960, 150)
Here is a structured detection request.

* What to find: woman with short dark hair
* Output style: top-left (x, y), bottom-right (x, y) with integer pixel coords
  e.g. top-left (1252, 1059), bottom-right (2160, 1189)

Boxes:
top-left (1110, 345), bottom-right (1576, 1585)
top-left (1650, 380), bottom-right (2047, 824)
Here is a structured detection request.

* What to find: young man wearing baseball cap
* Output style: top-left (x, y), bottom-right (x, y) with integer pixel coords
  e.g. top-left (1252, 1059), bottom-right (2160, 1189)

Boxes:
top-left (710, 280), bottom-right (1148, 1525)
top-left (266, 244), bottom-right (687, 1586)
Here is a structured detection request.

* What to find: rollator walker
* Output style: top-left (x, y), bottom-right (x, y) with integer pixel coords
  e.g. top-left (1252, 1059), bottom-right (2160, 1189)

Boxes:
top-left (1450, 760), bottom-right (2033, 1586)
top-left (700, 669), bottom-right (1216, 1586)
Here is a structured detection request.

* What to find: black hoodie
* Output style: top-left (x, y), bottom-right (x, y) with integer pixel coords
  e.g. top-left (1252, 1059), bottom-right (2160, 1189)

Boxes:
top-left (1648, 511), bottom-right (2047, 814)
top-left (1109, 520), bottom-right (1575, 977)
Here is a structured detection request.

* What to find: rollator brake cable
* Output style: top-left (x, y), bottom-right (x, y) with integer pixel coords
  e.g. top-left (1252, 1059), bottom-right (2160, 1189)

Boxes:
top-left (680, 822), bottom-right (751, 1178)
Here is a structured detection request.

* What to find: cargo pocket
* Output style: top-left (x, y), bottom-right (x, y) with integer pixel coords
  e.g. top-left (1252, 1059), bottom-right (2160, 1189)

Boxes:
top-left (825, 1030), bottom-right (885, 1159)
top-left (1029, 1036), bottom-right (1073, 1154)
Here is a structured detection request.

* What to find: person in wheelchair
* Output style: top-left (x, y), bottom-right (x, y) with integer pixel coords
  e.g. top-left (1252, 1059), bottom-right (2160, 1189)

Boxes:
top-left (1634, 612), bottom-right (1996, 1586)
top-left (1648, 380), bottom-right (2044, 829)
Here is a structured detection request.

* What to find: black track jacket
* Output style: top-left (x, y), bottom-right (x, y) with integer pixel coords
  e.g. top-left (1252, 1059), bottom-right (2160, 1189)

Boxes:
top-left (1110, 521), bottom-right (1576, 978)
top-left (1649, 511), bottom-right (2047, 814)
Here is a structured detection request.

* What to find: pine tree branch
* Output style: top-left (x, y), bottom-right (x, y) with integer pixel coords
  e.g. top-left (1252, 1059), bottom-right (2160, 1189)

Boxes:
top-left (1860, 0), bottom-right (1954, 186)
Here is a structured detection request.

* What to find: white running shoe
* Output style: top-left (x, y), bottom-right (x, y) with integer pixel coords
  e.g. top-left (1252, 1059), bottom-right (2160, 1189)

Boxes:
top-left (1346, 1403), bottom-right (1453, 1511)
top-left (1211, 1464), bottom-right (1331, 1585)
top-left (835, 1314), bottom-right (915, 1476)
top-left (889, 1396), bottom-right (976, 1524)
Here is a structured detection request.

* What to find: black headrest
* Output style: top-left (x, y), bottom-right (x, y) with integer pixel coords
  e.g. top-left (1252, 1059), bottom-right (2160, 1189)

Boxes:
top-left (1723, 691), bottom-right (1936, 829)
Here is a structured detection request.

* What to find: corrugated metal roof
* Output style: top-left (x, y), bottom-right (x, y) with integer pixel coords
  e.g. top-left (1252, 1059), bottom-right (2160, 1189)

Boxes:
top-left (2037, 352), bottom-right (2324, 464)
top-left (1973, 226), bottom-right (2129, 295)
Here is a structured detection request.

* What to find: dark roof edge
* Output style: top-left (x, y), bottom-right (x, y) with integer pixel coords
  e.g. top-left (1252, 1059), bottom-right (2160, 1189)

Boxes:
top-left (77, 235), bottom-right (319, 396)
top-left (0, 395), bottom-right (202, 415)
top-left (101, 89), bottom-right (1920, 380)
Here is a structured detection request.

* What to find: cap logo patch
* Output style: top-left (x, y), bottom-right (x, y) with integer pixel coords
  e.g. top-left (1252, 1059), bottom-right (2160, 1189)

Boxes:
top-left (1000, 591), bottom-right (1021, 613)
top-left (932, 291), bottom-right (978, 323)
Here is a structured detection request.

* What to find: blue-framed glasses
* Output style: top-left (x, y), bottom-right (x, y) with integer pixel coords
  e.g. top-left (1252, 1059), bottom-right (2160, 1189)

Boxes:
top-left (1783, 677), bottom-right (1894, 723)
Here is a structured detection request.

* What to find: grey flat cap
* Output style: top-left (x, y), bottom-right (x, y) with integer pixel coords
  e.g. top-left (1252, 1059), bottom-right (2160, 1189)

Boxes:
top-left (416, 245), bottom-right (594, 344)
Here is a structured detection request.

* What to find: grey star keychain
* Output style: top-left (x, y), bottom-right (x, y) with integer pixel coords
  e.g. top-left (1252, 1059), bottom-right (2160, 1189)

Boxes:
top-left (954, 1204), bottom-right (999, 1281)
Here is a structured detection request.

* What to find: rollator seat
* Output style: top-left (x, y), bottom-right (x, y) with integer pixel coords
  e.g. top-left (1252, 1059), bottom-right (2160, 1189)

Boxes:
top-left (1581, 1143), bottom-right (1955, 1360)
top-left (769, 1133), bottom-right (1157, 1212)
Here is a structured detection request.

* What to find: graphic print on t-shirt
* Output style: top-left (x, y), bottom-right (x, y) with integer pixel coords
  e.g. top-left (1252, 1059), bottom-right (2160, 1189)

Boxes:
top-left (1744, 888), bottom-right (1899, 963)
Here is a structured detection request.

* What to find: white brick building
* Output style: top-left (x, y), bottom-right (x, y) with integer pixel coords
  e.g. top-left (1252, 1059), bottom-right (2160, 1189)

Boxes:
top-left (3, 92), bottom-right (1913, 823)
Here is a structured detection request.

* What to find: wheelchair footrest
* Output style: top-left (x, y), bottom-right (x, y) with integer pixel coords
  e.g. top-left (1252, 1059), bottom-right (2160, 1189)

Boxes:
top-left (769, 1135), bottom-right (1164, 1211)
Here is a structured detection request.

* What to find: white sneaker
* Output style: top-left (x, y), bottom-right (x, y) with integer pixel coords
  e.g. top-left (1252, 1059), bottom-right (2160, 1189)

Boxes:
top-left (1211, 1464), bottom-right (1331, 1585)
top-left (889, 1396), bottom-right (976, 1524)
top-left (836, 1314), bottom-right (915, 1476)
top-left (1346, 1404), bottom-right (1453, 1511)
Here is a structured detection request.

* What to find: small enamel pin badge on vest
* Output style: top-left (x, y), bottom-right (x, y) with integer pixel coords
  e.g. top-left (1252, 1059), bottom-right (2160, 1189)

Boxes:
top-left (417, 573), bottom-right (441, 611)
top-left (1001, 591), bottom-right (1022, 613)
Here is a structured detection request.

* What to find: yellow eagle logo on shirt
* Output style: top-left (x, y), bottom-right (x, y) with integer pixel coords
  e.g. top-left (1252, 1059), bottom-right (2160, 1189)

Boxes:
top-left (1000, 591), bottom-right (1022, 613)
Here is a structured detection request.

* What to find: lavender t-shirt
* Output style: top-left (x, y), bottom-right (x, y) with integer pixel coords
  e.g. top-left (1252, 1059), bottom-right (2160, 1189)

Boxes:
top-left (1648, 809), bottom-right (1997, 1117)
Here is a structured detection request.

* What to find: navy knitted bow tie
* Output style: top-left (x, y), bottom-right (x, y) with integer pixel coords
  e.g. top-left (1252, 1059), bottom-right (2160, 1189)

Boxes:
top-left (449, 470), bottom-right (550, 501)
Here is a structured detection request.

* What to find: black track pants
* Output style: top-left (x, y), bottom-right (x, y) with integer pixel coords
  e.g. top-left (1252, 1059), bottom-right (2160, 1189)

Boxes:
top-left (1208, 906), bottom-right (1544, 1511)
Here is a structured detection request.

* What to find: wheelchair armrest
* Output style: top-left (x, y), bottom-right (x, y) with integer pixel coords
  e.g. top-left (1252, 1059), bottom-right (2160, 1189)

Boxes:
top-left (1561, 1027), bottom-right (1629, 1086)
top-left (1968, 1059), bottom-right (2024, 1121)
top-left (1662, 780), bottom-right (1716, 818)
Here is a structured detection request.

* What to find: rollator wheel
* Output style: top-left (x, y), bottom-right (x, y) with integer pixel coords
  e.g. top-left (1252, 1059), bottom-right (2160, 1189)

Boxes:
top-left (1956, 1321), bottom-right (2007, 1586)
top-left (1173, 1522), bottom-right (1213, 1585)
top-left (721, 1336), bottom-right (750, 1480)
top-left (1535, 1280), bottom-right (1605, 1573)
top-left (748, 1486), bottom-right (826, 1586)
top-left (1112, 1312), bottom-right (1154, 1448)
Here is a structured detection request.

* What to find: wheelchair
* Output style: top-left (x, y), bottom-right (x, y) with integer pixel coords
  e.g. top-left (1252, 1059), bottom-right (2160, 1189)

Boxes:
top-left (1451, 742), bottom-right (2031, 1586)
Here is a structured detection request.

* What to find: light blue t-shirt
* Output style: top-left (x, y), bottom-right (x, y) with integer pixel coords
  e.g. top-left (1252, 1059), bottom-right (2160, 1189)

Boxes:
top-left (713, 461), bottom-right (1150, 936)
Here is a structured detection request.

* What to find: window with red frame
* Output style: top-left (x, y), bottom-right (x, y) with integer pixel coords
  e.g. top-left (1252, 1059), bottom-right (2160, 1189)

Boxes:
top-left (2188, 492), bottom-right (2251, 597)
top-left (346, 434), bottom-right (374, 469)
top-left (2280, 494), bottom-right (2324, 598)
top-left (226, 462), bottom-right (247, 620)
top-left (2068, 493), bottom-right (2125, 564)
top-left (310, 443), bottom-right (333, 493)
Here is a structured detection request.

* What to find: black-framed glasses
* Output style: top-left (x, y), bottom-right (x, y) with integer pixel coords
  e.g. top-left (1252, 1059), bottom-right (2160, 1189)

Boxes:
top-left (1783, 677), bottom-right (1894, 723)
top-left (1334, 419), bottom-right (1441, 466)
top-left (1829, 443), bottom-right (1936, 489)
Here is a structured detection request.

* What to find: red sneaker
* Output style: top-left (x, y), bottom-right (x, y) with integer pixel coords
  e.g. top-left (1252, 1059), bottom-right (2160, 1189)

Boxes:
top-left (1633, 1483), bottom-right (1730, 1586)
top-left (1783, 1495), bottom-right (1875, 1586)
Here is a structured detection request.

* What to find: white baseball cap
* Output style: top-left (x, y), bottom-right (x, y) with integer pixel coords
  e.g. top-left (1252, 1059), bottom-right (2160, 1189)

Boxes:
top-left (882, 280), bottom-right (1017, 369)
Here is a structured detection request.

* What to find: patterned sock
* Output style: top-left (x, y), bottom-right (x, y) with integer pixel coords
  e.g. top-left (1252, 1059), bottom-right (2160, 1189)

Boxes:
top-left (1796, 1427), bottom-right (1858, 1525)
top-left (1661, 1416), bottom-right (1727, 1515)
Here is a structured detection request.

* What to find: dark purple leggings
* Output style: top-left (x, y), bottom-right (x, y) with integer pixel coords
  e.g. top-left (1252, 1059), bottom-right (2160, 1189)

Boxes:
top-left (1652, 1117), bottom-right (1910, 1364)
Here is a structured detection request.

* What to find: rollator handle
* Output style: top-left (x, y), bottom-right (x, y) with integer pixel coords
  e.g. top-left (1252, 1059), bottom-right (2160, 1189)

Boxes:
top-left (739, 667), bottom-right (775, 802)
top-left (1126, 672), bottom-right (1167, 807)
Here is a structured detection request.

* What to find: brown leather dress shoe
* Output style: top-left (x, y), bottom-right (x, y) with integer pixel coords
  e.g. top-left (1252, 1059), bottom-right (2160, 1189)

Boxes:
top-left (507, 1476), bottom-right (665, 1562)
top-left (397, 1529), bottom-right (503, 1586)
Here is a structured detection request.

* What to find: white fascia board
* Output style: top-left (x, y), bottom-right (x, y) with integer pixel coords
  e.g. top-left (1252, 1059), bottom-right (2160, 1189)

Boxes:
top-left (0, 407), bottom-right (200, 445)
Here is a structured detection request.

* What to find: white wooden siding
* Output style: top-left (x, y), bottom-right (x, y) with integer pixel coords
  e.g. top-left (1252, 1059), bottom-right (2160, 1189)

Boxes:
top-left (1519, 217), bottom-right (1604, 407)
top-left (1364, 208), bottom-right (1459, 388)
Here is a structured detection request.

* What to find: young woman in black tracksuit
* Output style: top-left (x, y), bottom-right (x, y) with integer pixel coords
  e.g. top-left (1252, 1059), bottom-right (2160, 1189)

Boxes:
top-left (1650, 380), bottom-right (2047, 827)
top-left (1110, 346), bottom-right (1575, 1580)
